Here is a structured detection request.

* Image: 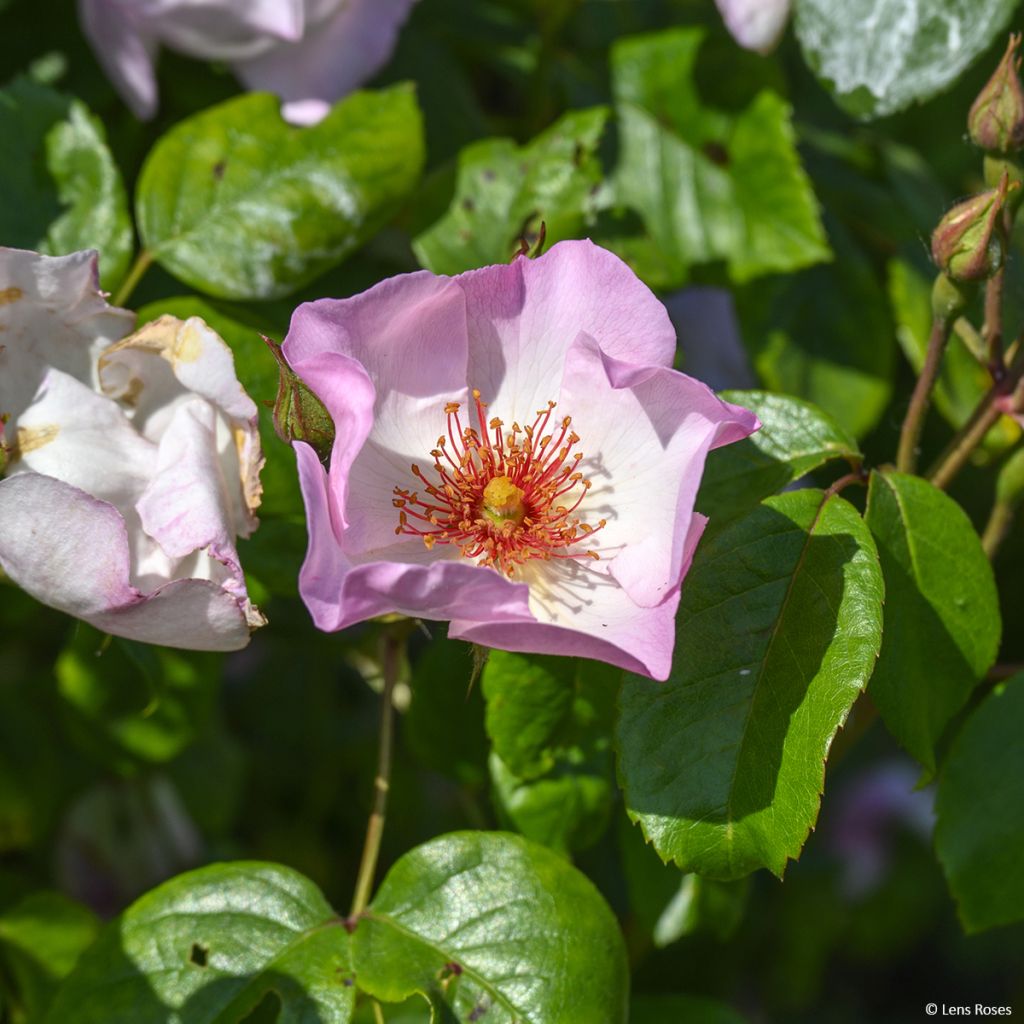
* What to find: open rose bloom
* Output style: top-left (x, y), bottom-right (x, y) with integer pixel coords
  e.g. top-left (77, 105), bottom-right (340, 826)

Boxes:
top-left (284, 241), bottom-right (758, 680)
top-left (78, 0), bottom-right (417, 123)
top-left (0, 248), bottom-right (265, 650)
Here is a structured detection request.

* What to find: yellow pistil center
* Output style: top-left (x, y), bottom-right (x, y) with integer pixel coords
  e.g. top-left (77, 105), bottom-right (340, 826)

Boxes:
top-left (391, 389), bottom-right (606, 577)
top-left (482, 475), bottom-right (525, 524)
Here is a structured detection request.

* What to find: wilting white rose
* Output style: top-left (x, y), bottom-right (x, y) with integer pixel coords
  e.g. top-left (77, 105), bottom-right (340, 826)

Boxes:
top-left (77, 0), bottom-right (417, 124)
top-left (0, 247), bottom-right (265, 650)
top-left (714, 0), bottom-right (791, 55)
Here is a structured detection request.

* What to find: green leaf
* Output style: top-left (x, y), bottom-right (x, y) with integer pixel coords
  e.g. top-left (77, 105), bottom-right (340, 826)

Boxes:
top-left (737, 219), bottom-right (895, 439)
top-left (630, 994), bottom-right (747, 1024)
top-left (865, 471), bottom-right (1001, 773)
top-left (0, 893), bottom-right (99, 1021)
top-left (0, 78), bottom-right (131, 290)
top-left (46, 862), bottom-right (353, 1023)
top-left (352, 831), bottom-right (628, 1023)
top-left (794, 0), bottom-right (1018, 119)
top-left (137, 87), bottom-right (424, 299)
top-left (935, 676), bottom-right (1024, 932)
top-left (609, 29), bottom-right (829, 288)
top-left (413, 107), bottom-right (609, 275)
top-left (617, 489), bottom-right (884, 879)
top-left (56, 624), bottom-right (220, 773)
top-left (887, 258), bottom-right (1019, 453)
top-left (482, 653), bottom-right (620, 854)
top-left (698, 390), bottom-right (861, 523)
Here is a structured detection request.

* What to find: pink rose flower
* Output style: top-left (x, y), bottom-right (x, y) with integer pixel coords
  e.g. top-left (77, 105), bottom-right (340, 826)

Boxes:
top-left (77, 0), bottom-right (417, 124)
top-left (714, 0), bottom-right (791, 55)
top-left (283, 240), bottom-right (758, 680)
top-left (0, 247), bottom-right (265, 650)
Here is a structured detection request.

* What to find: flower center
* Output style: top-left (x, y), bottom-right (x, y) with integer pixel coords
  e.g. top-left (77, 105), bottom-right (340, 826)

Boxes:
top-left (392, 389), bottom-right (606, 577)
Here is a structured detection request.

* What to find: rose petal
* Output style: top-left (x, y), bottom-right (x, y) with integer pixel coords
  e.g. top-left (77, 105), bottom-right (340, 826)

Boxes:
top-left (0, 247), bottom-right (134, 425)
top-left (715, 0), bottom-right (791, 54)
top-left (233, 0), bottom-right (417, 124)
top-left (0, 474), bottom-right (253, 650)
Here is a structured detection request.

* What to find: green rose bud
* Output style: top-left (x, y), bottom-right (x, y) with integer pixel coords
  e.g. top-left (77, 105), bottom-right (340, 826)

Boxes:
top-left (265, 337), bottom-right (335, 463)
top-left (931, 173), bottom-right (1012, 283)
top-left (969, 33), bottom-right (1024, 154)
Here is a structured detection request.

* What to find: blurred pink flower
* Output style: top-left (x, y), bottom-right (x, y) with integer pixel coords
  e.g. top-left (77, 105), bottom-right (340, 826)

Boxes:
top-left (715, 0), bottom-right (791, 55)
top-left (283, 240), bottom-right (758, 680)
top-left (78, 0), bottom-right (417, 124)
top-left (0, 247), bottom-right (265, 650)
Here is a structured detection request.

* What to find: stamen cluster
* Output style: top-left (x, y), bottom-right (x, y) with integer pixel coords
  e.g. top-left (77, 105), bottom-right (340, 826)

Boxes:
top-left (393, 390), bottom-right (605, 577)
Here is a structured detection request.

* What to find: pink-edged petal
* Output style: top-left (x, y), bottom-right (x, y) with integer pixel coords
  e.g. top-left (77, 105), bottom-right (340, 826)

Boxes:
top-left (232, 0), bottom-right (416, 124)
top-left (284, 274), bottom-right (468, 553)
top-left (558, 333), bottom-right (759, 607)
top-left (456, 239), bottom-right (678, 425)
top-left (11, 368), bottom-right (154, 509)
top-left (136, 399), bottom-right (238, 558)
top-left (714, 0), bottom-right (791, 54)
top-left (295, 441), bottom-right (534, 631)
top-left (449, 509), bottom-right (708, 682)
top-left (146, 0), bottom-right (306, 58)
top-left (77, 0), bottom-right (160, 118)
top-left (0, 473), bottom-right (255, 650)
top-left (0, 247), bottom-right (134, 424)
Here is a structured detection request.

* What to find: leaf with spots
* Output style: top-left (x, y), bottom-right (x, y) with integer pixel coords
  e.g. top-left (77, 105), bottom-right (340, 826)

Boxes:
top-left (136, 86), bottom-right (424, 300)
top-left (616, 489), bottom-right (884, 879)
top-left (351, 832), bottom-right (628, 1023)
top-left (45, 862), bottom-right (355, 1023)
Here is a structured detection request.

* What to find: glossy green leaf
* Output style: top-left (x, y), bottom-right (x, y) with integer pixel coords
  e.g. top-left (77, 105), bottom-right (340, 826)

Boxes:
top-left (352, 831), bottom-right (628, 1023)
top-left (413, 107), bottom-right (609, 275)
top-left (865, 471), bottom-right (1001, 773)
top-left (698, 390), bottom-right (861, 523)
top-left (56, 625), bottom-right (220, 773)
top-left (137, 87), bottom-right (424, 299)
top-left (0, 78), bottom-right (131, 290)
top-left (794, 0), bottom-right (1018, 119)
top-left (46, 862), bottom-right (353, 1023)
top-left (738, 220), bottom-right (895, 439)
top-left (935, 676), bottom-right (1024, 933)
top-left (630, 994), bottom-right (748, 1024)
top-left (887, 258), bottom-right (1019, 452)
top-left (609, 29), bottom-right (829, 288)
top-left (617, 489), bottom-right (884, 879)
top-left (0, 892), bottom-right (99, 1021)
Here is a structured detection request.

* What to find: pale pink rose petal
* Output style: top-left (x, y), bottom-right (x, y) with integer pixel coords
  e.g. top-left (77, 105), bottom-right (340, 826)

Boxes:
top-left (78, 0), bottom-right (159, 119)
top-left (0, 474), bottom-right (252, 650)
top-left (233, 0), bottom-right (418, 125)
top-left (715, 0), bottom-right (791, 54)
top-left (557, 332), bottom-right (759, 607)
top-left (0, 248), bottom-right (135, 424)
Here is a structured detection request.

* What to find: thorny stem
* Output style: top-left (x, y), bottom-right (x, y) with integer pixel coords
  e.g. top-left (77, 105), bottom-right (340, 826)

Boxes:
top-left (350, 631), bottom-right (402, 918)
top-left (897, 317), bottom-right (953, 474)
top-left (928, 346), bottom-right (1024, 490)
top-left (112, 249), bottom-right (153, 309)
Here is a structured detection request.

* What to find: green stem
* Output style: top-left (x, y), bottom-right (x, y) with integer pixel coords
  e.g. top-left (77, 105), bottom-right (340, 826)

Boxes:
top-left (350, 631), bottom-right (401, 918)
top-left (981, 497), bottom-right (1016, 559)
top-left (896, 317), bottom-right (952, 474)
top-left (112, 249), bottom-right (153, 309)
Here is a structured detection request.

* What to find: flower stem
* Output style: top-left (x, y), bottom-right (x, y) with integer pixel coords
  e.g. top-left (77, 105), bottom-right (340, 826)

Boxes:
top-left (897, 316), bottom-right (952, 474)
top-left (981, 495), bottom-right (1017, 558)
top-left (928, 345), bottom-right (1024, 490)
top-left (983, 264), bottom-right (1006, 376)
top-left (350, 630), bottom-right (401, 918)
top-left (112, 250), bottom-right (153, 309)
